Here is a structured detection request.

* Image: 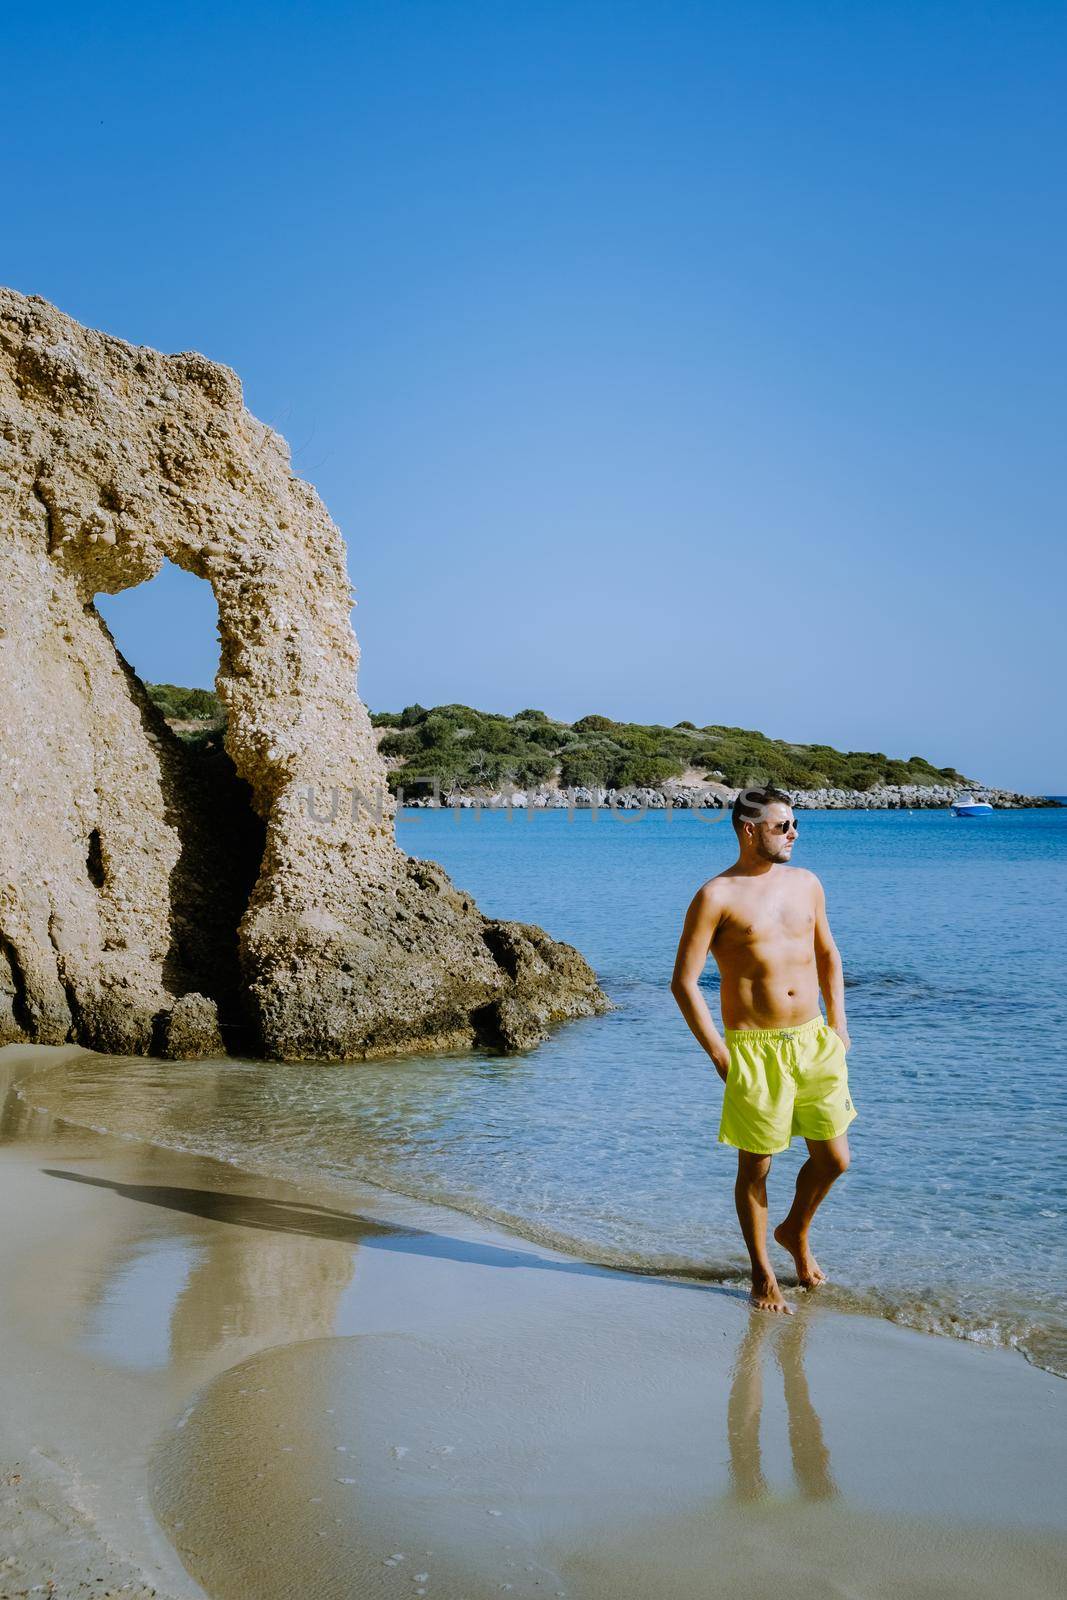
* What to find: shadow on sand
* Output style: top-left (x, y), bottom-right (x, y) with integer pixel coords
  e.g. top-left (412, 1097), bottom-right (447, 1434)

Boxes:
top-left (42, 1166), bottom-right (745, 1294)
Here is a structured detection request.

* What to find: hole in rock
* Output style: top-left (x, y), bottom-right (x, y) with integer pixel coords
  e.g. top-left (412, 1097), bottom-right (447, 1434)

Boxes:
top-left (93, 561), bottom-right (265, 1047)
top-left (86, 828), bottom-right (105, 888)
top-left (96, 559), bottom-right (222, 694)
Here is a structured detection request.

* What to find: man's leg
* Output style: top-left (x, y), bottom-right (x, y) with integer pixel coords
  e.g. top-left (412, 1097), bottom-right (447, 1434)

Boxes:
top-left (735, 1150), bottom-right (793, 1313)
top-left (773, 1134), bottom-right (851, 1288)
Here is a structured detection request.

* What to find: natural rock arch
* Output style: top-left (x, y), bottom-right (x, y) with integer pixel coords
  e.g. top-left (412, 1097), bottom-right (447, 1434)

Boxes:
top-left (92, 562), bottom-right (262, 1053)
top-left (0, 288), bottom-right (608, 1060)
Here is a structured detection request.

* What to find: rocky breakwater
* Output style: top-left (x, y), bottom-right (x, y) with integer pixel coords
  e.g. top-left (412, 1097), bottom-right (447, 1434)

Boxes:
top-left (0, 290), bottom-right (608, 1060)
top-left (791, 785), bottom-right (1052, 810)
top-left (405, 781), bottom-right (1053, 811)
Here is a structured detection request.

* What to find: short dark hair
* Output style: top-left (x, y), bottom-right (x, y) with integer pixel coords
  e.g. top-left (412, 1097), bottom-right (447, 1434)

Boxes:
top-left (732, 785), bottom-right (793, 834)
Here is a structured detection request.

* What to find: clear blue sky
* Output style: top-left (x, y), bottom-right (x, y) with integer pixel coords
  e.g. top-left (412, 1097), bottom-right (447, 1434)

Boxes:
top-left (5, 2), bottom-right (1064, 790)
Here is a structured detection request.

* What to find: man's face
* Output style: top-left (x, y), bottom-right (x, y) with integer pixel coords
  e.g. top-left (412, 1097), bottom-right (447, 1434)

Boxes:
top-left (750, 802), bottom-right (797, 862)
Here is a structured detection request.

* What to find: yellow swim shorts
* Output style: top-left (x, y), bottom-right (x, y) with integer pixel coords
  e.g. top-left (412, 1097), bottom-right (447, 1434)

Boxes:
top-left (718, 1015), bottom-right (857, 1156)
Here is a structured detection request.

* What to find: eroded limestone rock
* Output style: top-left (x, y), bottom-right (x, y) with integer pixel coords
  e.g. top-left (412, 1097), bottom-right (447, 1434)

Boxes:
top-left (0, 288), bottom-right (609, 1060)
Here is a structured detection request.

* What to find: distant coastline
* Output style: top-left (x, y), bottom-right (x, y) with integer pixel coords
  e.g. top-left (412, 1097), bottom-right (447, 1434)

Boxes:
top-left (148, 684), bottom-right (1059, 812)
top-left (401, 779), bottom-right (1058, 811)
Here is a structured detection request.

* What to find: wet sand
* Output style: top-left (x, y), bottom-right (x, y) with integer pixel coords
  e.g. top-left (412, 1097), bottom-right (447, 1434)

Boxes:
top-left (2, 1044), bottom-right (1066, 1599)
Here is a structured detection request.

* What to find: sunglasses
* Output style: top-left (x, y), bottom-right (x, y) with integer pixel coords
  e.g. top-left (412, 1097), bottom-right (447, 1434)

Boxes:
top-left (769, 819), bottom-right (799, 834)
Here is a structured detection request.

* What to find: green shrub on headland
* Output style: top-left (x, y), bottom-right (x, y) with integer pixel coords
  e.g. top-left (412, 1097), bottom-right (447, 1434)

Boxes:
top-left (146, 683), bottom-right (225, 749)
top-left (369, 703), bottom-right (973, 794)
top-left (147, 686), bottom-right (974, 791)
top-left (147, 683), bottom-right (223, 722)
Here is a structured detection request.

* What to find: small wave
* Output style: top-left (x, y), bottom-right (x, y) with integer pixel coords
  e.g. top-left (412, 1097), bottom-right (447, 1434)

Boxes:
top-left (844, 969), bottom-right (929, 990)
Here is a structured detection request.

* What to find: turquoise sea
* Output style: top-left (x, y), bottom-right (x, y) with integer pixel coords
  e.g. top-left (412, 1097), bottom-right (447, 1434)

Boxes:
top-left (11, 803), bottom-right (1067, 1375)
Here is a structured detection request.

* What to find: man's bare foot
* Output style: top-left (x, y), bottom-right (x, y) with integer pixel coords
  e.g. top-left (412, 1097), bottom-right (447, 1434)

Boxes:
top-left (773, 1222), bottom-right (827, 1288)
top-left (749, 1272), bottom-right (794, 1313)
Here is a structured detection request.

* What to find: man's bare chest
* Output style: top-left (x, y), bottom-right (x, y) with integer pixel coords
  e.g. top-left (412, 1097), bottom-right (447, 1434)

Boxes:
top-left (713, 892), bottom-right (815, 954)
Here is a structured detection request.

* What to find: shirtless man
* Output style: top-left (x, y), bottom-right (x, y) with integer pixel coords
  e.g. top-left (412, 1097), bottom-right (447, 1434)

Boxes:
top-left (671, 786), bottom-right (857, 1313)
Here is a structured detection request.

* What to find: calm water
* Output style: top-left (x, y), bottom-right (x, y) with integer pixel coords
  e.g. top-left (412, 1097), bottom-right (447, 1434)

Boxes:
top-left (12, 804), bottom-right (1067, 1374)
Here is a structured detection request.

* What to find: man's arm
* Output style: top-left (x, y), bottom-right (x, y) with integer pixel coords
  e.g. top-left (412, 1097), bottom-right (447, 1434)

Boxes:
top-left (813, 876), bottom-right (850, 1050)
top-left (670, 883), bottom-right (732, 1081)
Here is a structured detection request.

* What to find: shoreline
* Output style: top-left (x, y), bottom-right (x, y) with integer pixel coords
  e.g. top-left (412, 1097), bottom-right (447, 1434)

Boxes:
top-left (12, 1043), bottom-right (1064, 1380)
top-left (399, 781), bottom-right (1059, 810)
top-left (3, 1045), bottom-right (1067, 1599)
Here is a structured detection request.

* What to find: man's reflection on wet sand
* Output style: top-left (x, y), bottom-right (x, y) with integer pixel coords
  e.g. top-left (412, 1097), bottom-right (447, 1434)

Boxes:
top-left (727, 1311), bottom-right (837, 1502)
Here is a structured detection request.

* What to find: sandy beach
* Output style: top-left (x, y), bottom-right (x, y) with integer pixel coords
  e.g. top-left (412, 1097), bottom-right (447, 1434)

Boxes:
top-left (2, 1042), bottom-right (1066, 1600)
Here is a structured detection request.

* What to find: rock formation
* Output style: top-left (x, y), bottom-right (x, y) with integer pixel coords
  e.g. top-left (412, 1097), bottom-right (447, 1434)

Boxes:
top-left (0, 288), bottom-right (609, 1060)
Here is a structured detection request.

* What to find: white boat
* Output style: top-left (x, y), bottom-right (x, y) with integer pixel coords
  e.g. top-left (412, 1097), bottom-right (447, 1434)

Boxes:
top-left (952, 793), bottom-right (994, 817)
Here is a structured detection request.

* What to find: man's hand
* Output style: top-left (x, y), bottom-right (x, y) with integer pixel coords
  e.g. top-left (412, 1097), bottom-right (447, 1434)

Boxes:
top-left (832, 1024), bottom-right (852, 1053)
top-left (709, 1039), bottom-right (732, 1082)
